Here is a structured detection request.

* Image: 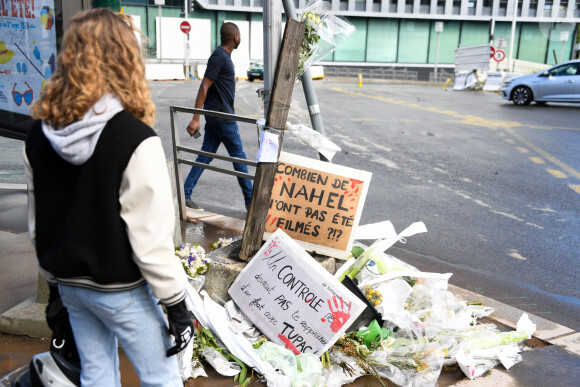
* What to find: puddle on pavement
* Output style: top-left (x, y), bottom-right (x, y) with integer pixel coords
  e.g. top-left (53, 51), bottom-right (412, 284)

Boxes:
top-left (0, 334), bottom-right (140, 385)
top-left (181, 221), bottom-right (241, 252)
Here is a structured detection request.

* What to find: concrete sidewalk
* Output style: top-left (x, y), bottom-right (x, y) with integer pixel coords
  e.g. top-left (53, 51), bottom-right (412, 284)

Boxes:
top-left (1, 186), bottom-right (579, 386)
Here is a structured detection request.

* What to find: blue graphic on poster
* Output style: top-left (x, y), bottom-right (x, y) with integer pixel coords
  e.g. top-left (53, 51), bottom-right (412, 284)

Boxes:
top-left (0, 0), bottom-right (57, 115)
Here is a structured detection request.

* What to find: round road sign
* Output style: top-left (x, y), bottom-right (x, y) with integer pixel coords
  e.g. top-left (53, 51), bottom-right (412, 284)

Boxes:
top-left (493, 49), bottom-right (505, 62)
top-left (180, 21), bottom-right (191, 34)
top-left (490, 46), bottom-right (496, 58)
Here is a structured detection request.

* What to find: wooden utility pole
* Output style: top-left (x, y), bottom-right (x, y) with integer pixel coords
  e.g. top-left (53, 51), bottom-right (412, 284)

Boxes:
top-left (239, 19), bottom-right (305, 261)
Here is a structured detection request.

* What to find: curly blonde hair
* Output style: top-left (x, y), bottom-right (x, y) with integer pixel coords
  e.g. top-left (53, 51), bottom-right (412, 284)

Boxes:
top-left (30, 8), bottom-right (155, 127)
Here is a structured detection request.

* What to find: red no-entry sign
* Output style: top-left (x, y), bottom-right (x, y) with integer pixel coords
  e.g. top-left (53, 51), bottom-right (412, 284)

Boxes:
top-left (490, 46), bottom-right (496, 58)
top-left (180, 21), bottom-right (191, 34)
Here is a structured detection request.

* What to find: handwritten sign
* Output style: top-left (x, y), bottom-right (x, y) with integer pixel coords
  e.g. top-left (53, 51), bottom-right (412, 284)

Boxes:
top-left (264, 152), bottom-right (372, 259)
top-left (229, 229), bottom-right (366, 356)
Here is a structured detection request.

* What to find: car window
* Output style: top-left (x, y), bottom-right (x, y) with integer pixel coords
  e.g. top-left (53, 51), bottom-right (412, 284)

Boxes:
top-left (549, 63), bottom-right (579, 77)
top-left (568, 63), bottom-right (580, 76)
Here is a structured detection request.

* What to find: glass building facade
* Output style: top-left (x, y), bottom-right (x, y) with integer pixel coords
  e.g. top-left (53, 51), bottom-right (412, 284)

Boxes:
top-left (123, 0), bottom-right (579, 74)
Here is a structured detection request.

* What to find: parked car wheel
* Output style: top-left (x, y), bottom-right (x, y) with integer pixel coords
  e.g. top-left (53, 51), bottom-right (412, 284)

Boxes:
top-left (248, 76), bottom-right (254, 82)
top-left (511, 86), bottom-right (532, 106)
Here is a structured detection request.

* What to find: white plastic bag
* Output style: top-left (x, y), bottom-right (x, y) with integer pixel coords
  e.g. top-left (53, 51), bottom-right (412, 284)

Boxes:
top-left (202, 347), bottom-right (242, 377)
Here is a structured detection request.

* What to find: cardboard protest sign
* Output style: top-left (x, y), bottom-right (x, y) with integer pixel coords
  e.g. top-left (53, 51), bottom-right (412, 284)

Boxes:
top-left (265, 152), bottom-right (372, 260)
top-left (229, 229), bottom-right (366, 356)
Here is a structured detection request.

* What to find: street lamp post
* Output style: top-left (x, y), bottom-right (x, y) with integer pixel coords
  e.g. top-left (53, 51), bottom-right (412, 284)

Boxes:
top-left (155, 0), bottom-right (165, 60)
top-left (508, 0), bottom-right (518, 72)
top-left (434, 22), bottom-right (444, 81)
top-left (560, 31), bottom-right (570, 64)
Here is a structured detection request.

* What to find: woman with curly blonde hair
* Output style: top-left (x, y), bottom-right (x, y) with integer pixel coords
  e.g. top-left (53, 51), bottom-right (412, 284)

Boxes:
top-left (25, 8), bottom-right (192, 386)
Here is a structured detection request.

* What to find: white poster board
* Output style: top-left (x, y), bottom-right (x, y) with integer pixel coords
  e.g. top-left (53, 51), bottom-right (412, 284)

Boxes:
top-left (229, 229), bottom-right (366, 356)
top-left (264, 152), bottom-right (372, 260)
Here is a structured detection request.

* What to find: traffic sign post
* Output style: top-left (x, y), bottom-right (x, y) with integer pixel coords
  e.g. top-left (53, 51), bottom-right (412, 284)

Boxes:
top-left (180, 21), bottom-right (191, 76)
top-left (180, 21), bottom-right (191, 34)
top-left (493, 49), bottom-right (505, 63)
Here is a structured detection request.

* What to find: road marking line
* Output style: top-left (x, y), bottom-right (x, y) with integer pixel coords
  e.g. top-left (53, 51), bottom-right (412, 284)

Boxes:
top-left (516, 147), bottom-right (530, 153)
top-left (546, 169), bottom-right (567, 178)
top-left (498, 132), bottom-right (506, 137)
top-left (503, 126), bottom-right (580, 180)
top-left (569, 185), bottom-right (580, 195)
top-left (332, 88), bottom-right (580, 180)
top-left (505, 138), bottom-right (516, 144)
top-left (528, 124), bottom-right (580, 131)
top-left (529, 157), bottom-right (546, 164)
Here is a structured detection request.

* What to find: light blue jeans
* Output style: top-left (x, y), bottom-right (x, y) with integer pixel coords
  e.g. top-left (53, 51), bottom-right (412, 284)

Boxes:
top-left (59, 284), bottom-right (182, 387)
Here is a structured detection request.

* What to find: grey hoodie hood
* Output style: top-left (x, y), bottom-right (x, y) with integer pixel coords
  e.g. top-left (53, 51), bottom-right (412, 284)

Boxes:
top-left (42, 94), bottom-right (124, 165)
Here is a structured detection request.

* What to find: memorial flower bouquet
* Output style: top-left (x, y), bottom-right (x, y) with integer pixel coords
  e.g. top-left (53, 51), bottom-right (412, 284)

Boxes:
top-left (175, 243), bottom-right (210, 278)
top-left (297, 0), bottom-right (356, 77)
top-left (298, 10), bottom-right (323, 76)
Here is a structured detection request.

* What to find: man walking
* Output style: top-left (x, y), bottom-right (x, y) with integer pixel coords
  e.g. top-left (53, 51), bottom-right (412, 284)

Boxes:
top-left (185, 22), bottom-right (252, 211)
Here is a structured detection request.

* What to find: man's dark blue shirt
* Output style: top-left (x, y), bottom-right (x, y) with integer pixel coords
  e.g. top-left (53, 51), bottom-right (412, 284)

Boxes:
top-left (203, 47), bottom-right (235, 124)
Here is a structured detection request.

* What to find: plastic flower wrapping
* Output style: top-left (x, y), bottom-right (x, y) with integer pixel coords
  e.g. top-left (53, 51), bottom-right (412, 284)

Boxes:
top-left (209, 236), bottom-right (239, 251)
top-left (178, 226), bottom-right (536, 386)
top-left (175, 242), bottom-right (210, 278)
top-left (297, 0), bottom-right (356, 77)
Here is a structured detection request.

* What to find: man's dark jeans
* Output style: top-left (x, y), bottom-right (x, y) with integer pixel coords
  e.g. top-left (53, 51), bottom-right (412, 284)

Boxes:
top-left (184, 121), bottom-right (253, 205)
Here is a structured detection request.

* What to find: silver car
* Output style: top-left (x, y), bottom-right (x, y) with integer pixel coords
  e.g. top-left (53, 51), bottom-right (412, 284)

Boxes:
top-left (500, 59), bottom-right (580, 105)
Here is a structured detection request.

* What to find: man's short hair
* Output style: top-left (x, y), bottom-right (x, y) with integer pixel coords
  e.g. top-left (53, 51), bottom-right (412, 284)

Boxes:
top-left (220, 22), bottom-right (240, 45)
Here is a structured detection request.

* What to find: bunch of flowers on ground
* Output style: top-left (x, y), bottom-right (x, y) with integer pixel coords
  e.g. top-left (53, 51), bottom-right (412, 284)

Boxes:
top-left (175, 243), bottom-right (210, 278)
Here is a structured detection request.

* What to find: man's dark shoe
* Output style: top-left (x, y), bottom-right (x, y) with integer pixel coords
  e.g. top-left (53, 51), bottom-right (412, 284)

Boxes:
top-left (185, 198), bottom-right (200, 209)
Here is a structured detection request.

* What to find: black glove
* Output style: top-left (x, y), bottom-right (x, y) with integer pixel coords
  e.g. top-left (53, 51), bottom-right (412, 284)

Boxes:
top-left (165, 300), bottom-right (194, 357)
top-left (45, 284), bottom-right (80, 365)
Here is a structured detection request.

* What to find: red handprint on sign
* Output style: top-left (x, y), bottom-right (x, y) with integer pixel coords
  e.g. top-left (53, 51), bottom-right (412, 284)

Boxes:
top-left (327, 296), bottom-right (351, 333)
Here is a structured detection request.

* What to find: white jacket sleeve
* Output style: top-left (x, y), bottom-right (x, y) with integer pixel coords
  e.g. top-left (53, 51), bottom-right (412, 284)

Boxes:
top-left (119, 136), bottom-right (187, 306)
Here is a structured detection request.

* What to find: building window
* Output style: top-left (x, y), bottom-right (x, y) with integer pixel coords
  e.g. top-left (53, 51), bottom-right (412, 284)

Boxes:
top-left (559, 0), bottom-right (568, 16)
top-left (452, 0), bottom-right (461, 14)
top-left (355, 0), bottom-right (367, 11)
top-left (225, 0), bottom-right (234, 6)
top-left (390, 0), bottom-right (398, 12)
top-left (528, 0), bottom-right (538, 16)
top-left (253, 0), bottom-right (262, 7)
top-left (340, 0), bottom-right (348, 11)
top-left (468, 1), bottom-right (476, 15)
top-left (420, 0), bottom-right (430, 13)
top-left (406, 0), bottom-right (414, 13)
top-left (437, 0), bottom-right (445, 14)
top-left (576, 0), bottom-right (580, 16)
top-left (373, 0), bottom-right (382, 11)
top-left (242, 0), bottom-right (250, 6)
top-left (482, 0), bottom-right (492, 15)
top-left (498, 0), bottom-right (507, 16)
top-left (544, 0), bottom-right (553, 17)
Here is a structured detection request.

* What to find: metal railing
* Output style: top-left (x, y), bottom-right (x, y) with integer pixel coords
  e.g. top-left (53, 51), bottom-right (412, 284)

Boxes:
top-left (169, 106), bottom-right (258, 220)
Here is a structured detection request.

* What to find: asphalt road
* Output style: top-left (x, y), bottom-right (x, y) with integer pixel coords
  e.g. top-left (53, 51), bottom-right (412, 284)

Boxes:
top-left (1, 79), bottom-right (578, 331)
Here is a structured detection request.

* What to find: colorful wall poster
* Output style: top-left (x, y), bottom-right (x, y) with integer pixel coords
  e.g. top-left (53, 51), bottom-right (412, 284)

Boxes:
top-left (0, 0), bottom-right (58, 116)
